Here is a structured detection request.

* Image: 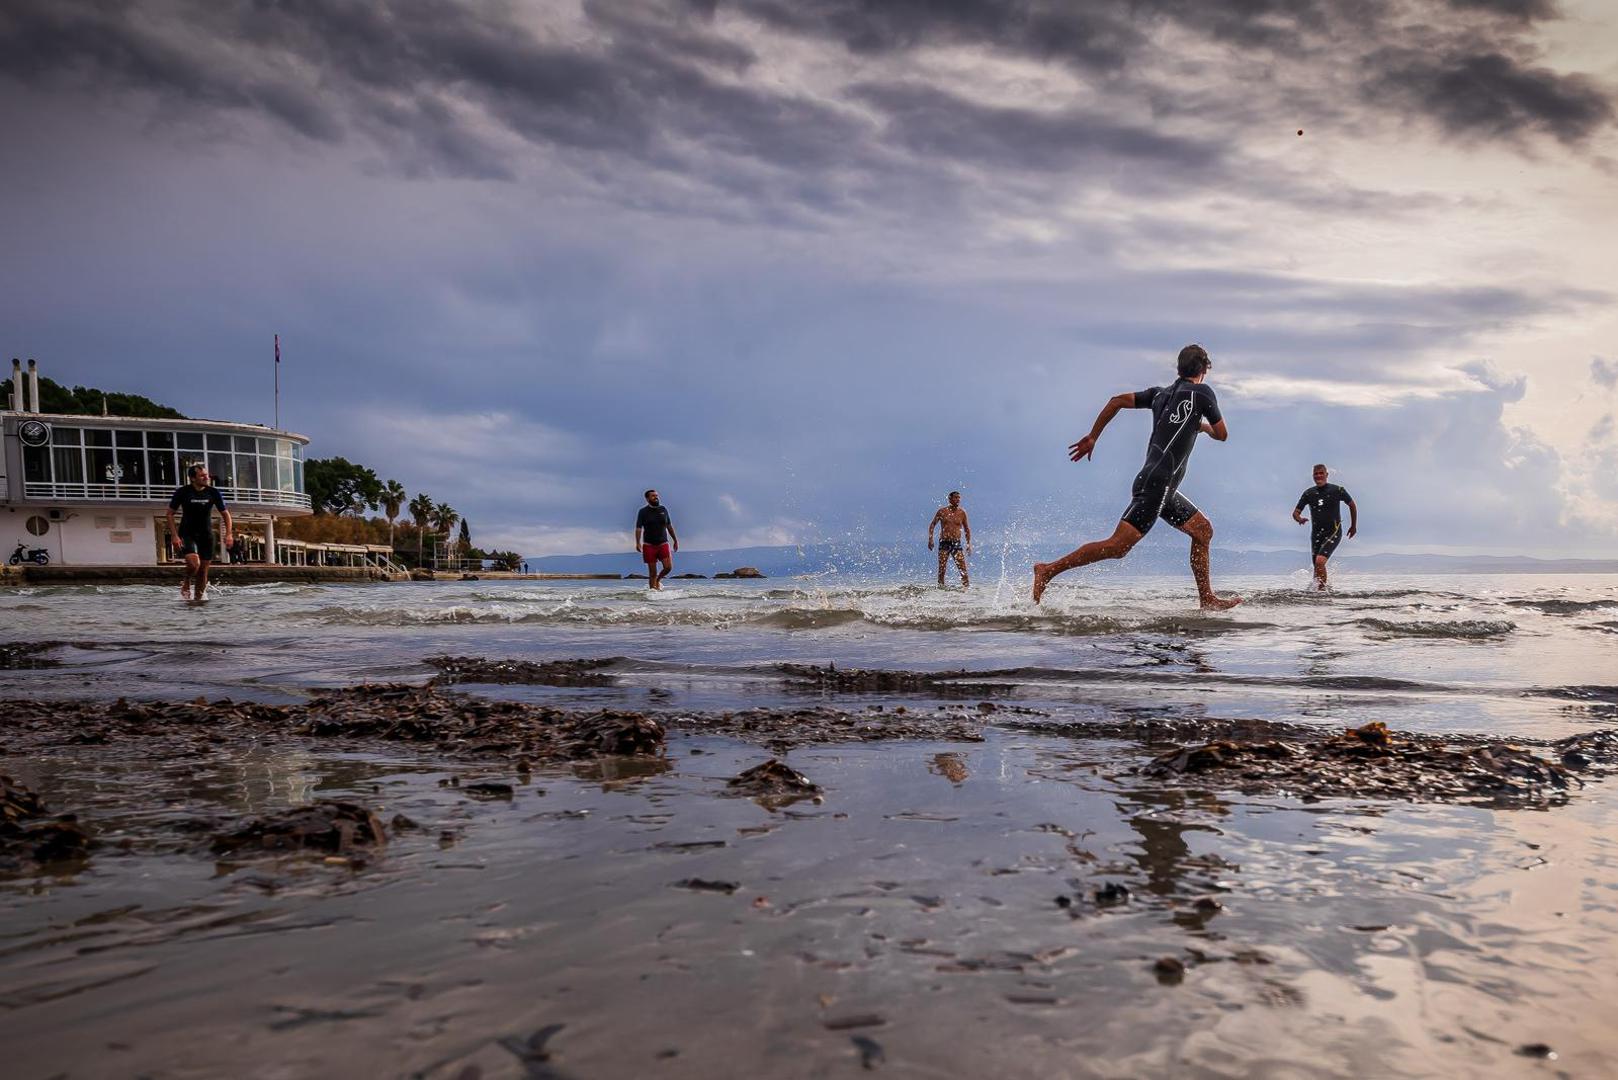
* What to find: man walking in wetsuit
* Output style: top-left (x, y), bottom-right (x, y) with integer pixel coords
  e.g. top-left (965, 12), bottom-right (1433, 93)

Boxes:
top-left (927, 491), bottom-right (972, 588)
top-left (1293, 464), bottom-right (1357, 590)
top-left (634, 489), bottom-right (678, 590)
top-left (166, 464), bottom-right (233, 601)
top-left (1032, 344), bottom-right (1241, 609)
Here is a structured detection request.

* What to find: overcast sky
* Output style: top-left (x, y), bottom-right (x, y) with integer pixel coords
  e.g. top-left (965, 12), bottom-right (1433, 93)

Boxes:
top-left (2, 0), bottom-right (1616, 558)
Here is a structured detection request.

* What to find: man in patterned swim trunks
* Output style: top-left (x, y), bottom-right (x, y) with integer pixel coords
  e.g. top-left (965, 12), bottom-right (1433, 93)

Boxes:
top-left (927, 491), bottom-right (972, 588)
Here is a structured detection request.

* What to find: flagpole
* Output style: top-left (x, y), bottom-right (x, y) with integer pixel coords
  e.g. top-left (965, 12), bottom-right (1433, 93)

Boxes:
top-left (274, 334), bottom-right (281, 430)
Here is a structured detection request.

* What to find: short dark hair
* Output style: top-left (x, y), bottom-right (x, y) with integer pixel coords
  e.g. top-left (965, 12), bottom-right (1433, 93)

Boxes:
top-left (1313, 463), bottom-right (1327, 471)
top-left (188, 463), bottom-right (206, 479)
top-left (948, 490), bottom-right (960, 498)
top-left (644, 489), bottom-right (656, 500)
top-left (1177, 344), bottom-right (1211, 379)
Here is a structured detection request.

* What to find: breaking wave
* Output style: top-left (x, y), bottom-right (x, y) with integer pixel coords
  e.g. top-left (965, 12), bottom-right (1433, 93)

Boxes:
top-left (1356, 618), bottom-right (1516, 639)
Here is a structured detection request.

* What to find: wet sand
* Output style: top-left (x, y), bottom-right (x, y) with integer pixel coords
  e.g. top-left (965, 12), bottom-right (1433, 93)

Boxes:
top-left (5, 661), bottom-right (1618, 1077)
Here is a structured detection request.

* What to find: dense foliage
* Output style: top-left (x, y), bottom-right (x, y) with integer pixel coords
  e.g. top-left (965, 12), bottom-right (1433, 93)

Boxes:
top-left (31, 375), bottom-right (186, 419)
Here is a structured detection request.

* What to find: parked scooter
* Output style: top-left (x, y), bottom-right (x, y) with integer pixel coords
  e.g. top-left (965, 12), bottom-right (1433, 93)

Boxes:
top-left (8, 541), bottom-right (50, 566)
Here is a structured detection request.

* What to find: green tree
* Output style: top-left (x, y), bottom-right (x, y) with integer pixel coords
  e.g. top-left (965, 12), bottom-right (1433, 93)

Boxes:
top-left (304, 457), bottom-right (383, 517)
top-left (458, 518), bottom-right (472, 557)
top-left (409, 492), bottom-right (434, 566)
top-left (34, 376), bottom-right (185, 419)
top-left (381, 479), bottom-right (407, 548)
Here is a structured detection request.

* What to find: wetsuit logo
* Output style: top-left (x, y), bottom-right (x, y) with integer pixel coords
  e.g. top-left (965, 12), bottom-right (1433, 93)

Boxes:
top-left (1169, 399), bottom-right (1194, 425)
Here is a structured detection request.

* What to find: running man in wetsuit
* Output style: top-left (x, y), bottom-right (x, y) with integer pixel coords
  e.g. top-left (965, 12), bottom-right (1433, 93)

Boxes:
top-left (927, 491), bottom-right (972, 588)
top-left (1293, 464), bottom-right (1357, 590)
top-left (166, 464), bottom-right (233, 602)
top-left (634, 489), bottom-right (678, 590)
top-left (1032, 344), bottom-right (1241, 609)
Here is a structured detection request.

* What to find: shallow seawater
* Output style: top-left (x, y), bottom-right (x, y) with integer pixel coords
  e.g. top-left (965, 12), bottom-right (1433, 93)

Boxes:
top-left (4, 729), bottom-right (1616, 1078)
top-left (2, 572), bottom-right (1617, 1076)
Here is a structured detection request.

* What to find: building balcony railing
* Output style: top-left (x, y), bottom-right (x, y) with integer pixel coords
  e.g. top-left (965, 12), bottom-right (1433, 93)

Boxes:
top-left (22, 481), bottom-right (313, 511)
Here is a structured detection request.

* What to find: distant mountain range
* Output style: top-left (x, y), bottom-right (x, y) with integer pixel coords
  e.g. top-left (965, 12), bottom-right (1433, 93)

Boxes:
top-left (527, 542), bottom-right (1618, 578)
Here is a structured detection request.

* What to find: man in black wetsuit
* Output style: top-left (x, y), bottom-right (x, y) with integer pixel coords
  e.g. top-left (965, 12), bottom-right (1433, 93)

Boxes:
top-left (1032, 344), bottom-right (1241, 609)
top-left (1293, 464), bottom-right (1357, 590)
top-left (166, 464), bottom-right (233, 601)
top-left (634, 489), bottom-right (678, 590)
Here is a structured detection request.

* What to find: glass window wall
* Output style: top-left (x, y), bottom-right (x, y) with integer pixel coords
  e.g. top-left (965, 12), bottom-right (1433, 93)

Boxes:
top-left (18, 425), bottom-right (306, 500)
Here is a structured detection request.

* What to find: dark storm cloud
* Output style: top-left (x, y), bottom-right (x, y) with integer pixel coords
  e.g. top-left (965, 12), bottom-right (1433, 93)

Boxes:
top-left (1447, 0), bottom-right (1558, 18)
top-left (1, 0), bottom-right (1609, 205)
top-left (1367, 50), bottom-right (1612, 144)
top-left (852, 81), bottom-right (1223, 173)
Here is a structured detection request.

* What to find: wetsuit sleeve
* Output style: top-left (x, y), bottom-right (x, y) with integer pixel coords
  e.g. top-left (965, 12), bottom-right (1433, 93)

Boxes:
top-left (211, 488), bottom-right (228, 512)
top-left (1198, 385), bottom-right (1223, 424)
top-left (1295, 490), bottom-right (1311, 512)
top-left (169, 486), bottom-right (185, 510)
top-left (1132, 387), bottom-right (1159, 408)
top-left (1338, 487), bottom-right (1352, 505)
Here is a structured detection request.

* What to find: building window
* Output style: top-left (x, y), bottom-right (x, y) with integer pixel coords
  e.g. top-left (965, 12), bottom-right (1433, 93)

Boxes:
top-left (116, 447), bottom-right (147, 488)
top-left (88, 445), bottom-right (115, 485)
top-left (148, 431), bottom-right (174, 450)
top-left (177, 433), bottom-right (204, 452)
top-left (53, 446), bottom-right (85, 484)
top-left (236, 454), bottom-right (260, 490)
top-left (23, 444), bottom-right (50, 483)
top-left (115, 429), bottom-right (144, 448)
top-left (208, 452), bottom-right (235, 487)
top-left (149, 449), bottom-right (178, 488)
top-left (25, 515), bottom-right (49, 537)
top-left (85, 428), bottom-right (112, 448)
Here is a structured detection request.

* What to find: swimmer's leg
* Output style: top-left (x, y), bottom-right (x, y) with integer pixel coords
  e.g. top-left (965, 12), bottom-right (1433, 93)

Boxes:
top-left (1033, 520), bottom-right (1142, 604)
top-left (1174, 512), bottom-right (1241, 611)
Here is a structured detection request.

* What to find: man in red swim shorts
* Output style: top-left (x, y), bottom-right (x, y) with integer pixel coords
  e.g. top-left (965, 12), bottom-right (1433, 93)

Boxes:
top-left (634, 489), bottom-right (679, 589)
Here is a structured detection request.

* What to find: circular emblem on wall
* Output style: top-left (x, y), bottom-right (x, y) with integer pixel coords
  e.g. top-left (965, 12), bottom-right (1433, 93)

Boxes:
top-left (25, 515), bottom-right (49, 537)
top-left (18, 419), bottom-right (51, 447)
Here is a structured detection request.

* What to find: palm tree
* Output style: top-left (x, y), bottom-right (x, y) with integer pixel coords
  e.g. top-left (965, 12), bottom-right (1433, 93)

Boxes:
top-left (409, 492), bottom-right (434, 566)
top-left (431, 502), bottom-right (458, 567)
top-left (381, 479), bottom-right (407, 549)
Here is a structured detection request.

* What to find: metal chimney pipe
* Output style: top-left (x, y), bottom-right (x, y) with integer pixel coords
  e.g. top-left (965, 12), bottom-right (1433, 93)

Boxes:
top-left (9, 359), bottom-right (20, 413)
top-left (27, 358), bottom-right (40, 413)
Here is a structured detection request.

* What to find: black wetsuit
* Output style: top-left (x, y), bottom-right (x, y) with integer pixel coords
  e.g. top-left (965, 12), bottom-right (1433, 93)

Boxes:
top-left (1296, 483), bottom-right (1352, 558)
top-left (1120, 380), bottom-right (1222, 534)
top-left (170, 484), bottom-right (227, 560)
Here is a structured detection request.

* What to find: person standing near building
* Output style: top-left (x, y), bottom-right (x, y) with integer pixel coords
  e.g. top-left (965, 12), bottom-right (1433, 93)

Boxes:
top-left (167, 464), bottom-right (233, 601)
top-left (927, 490), bottom-right (972, 588)
top-left (634, 489), bottom-right (678, 590)
top-left (1292, 464), bottom-right (1357, 590)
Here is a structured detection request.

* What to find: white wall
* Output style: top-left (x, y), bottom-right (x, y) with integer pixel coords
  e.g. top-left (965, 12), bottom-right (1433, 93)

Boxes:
top-left (2, 508), bottom-right (164, 565)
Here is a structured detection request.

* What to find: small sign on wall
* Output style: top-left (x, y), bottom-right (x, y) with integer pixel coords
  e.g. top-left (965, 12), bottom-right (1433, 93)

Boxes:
top-left (94, 516), bottom-right (117, 529)
top-left (109, 531), bottom-right (133, 544)
top-left (124, 517), bottom-right (146, 529)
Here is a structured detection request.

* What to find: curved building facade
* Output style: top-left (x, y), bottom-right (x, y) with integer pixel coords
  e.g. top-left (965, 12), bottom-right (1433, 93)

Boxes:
top-left (3, 360), bottom-right (311, 566)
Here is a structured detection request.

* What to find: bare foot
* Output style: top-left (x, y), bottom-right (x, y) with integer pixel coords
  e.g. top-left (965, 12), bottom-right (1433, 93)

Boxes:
top-left (1200, 594), bottom-right (1243, 611)
top-left (180, 581), bottom-right (191, 600)
top-left (1032, 563), bottom-right (1053, 604)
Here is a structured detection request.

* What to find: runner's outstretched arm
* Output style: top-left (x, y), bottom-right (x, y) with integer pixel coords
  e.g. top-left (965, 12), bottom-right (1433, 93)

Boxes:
top-left (1347, 499), bottom-right (1358, 539)
top-left (1199, 419), bottom-right (1229, 442)
top-left (1069, 392), bottom-right (1138, 461)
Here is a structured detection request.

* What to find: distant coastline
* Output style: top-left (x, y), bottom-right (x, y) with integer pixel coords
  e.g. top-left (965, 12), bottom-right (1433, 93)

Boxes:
top-left (523, 543), bottom-right (1618, 578)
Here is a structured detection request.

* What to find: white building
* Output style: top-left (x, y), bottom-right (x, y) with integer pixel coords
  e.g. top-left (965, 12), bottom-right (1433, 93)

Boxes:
top-left (2, 359), bottom-right (312, 566)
